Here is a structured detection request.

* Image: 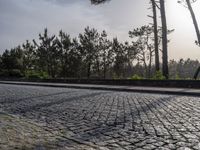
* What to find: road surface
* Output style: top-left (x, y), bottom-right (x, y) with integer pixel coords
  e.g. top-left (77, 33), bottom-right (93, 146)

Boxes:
top-left (1, 84), bottom-right (200, 150)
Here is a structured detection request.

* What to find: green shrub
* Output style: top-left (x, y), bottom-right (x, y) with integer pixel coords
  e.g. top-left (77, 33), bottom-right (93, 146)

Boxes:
top-left (175, 74), bottom-right (181, 80)
top-left (0, 70), bottom-right (7, 77)
top-left (9, 69), bottom-right (23, 77)
top-left (130, 74), bottom-right (143, 80)
top-left (39, 71), bottom-right (49, 79)
top-left (152, 71), bottom-right (166, 80)
top-left (112, 73), bottom-right (121, 79)
top-left (0, 69), bottom-right (23, 77)
top-left (25, 70), bottom-right (49, 79)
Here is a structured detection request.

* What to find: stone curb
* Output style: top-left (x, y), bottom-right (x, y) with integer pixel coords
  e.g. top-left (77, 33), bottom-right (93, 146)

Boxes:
top-left (0, 81), bottom-right (200, 97)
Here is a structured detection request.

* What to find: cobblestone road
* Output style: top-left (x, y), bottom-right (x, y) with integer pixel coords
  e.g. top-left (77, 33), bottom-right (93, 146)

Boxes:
top-left (1, 84), bottom-right (200, 150)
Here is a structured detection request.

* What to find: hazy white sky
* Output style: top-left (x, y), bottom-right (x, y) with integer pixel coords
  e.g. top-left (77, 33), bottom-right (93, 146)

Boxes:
top-left (0, 0), bottom-right (200, 60)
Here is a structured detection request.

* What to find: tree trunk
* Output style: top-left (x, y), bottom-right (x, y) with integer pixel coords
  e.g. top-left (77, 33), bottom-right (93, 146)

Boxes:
top-left (194, 66), bottom-right (200, 80)
top-left (151, 0), bottom-right (160, 72)
top-left (142, 52), bottom-right (148, 78)
top-left (103, 65), bottom-right (106, 79)
top-left (148, 51), bottom-right (153, 78)
top-left (96, 60), bottom-right (100, 77)
top-left (186, 0), bottom-right (200, 45)
top-left (160, 0), bottom-right (169, 79)
top-left (87, 62), bottom-right (91, 79)
top-left (103, 61), bottom-right (106, 79)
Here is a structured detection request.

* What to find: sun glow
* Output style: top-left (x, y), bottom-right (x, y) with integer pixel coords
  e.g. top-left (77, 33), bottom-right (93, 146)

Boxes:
top-left (166, 0), bottom-right (200, 60)
top-left (167, 0), bottom-right (195, 30)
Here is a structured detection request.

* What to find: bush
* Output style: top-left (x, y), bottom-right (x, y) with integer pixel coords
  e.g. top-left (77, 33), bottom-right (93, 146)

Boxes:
top-left (152, 71), bottom-right (166, 80)
top-left (40, 71), bottom-right (49, 79)
top-left (130, 74), bottom-right (143, 80)
top-left (0, 69), bottom-right (23, 78)
top-left (175, 74), bottom-right (181, 80)
top-left (9, 69), bottom-right (23, 77)
top-left (112, 73), bottom-right (121, 79)
top-left (25, 70), bottom-right (49, 79)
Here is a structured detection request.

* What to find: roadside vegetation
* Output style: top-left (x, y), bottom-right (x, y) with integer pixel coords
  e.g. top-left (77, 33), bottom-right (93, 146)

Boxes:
top-left (0, 0), bottom-right (200, 80)
top-left (0, 27), bottom-right (199, 80)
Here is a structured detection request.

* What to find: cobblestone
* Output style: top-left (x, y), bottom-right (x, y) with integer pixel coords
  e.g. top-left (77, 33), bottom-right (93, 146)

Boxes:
top-left (1, 84), bottom-right (200, 149)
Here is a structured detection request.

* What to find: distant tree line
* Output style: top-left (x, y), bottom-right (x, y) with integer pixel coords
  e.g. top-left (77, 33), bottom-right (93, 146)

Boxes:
top-left (0, 27), bottom-right (199, 79)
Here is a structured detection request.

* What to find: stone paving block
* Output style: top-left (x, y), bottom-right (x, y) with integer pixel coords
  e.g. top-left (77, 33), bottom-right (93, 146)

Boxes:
top-left (1, 84), bottom-right (200, 149)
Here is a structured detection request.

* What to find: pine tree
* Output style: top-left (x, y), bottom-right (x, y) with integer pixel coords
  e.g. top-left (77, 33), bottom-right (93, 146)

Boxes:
top-left (151, 0), bottom-right (160, 72)
top-left (160, 0), bottom-right (169, 79)
top-left (99, 30), bottom-right (113, 78)
top-left (79, 27), bottom-right (100, 78)
top-left (33, 28), bottom-right (58, 78)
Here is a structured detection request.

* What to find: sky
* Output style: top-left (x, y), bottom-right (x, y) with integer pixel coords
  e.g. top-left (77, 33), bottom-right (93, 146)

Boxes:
top-left (0, 0), bottom-right (200, 60)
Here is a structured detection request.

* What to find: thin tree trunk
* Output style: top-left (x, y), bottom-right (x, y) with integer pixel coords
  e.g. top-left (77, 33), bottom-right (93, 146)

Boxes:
top-left (151, 0), bottom-right (160, 72)
top-left (194, 66), bottom-right (200, 79)
top-left (142, 52), bottom-right (148, 78)
top-left (160, 0), bottom-right (169, 79)
top-left (148, 51), bottom-right (153, 78)
top-left (103, 65), bottom-right (106, 79)
top-left (97, 60), bottom-right (100, 77)
top-left (186, 0), bottom-right (200, 45)
top-left (87, 62), bottom-right (91, 79)
top-left (103, 60), bottom-right (106, 79)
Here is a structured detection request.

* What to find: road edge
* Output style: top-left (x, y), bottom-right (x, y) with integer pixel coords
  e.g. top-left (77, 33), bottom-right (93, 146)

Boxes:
top-left (0, 81), bottom-right (200, 97)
